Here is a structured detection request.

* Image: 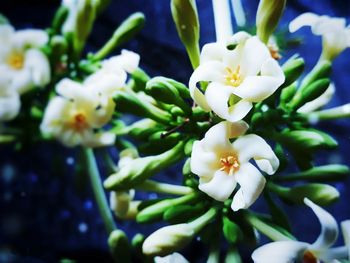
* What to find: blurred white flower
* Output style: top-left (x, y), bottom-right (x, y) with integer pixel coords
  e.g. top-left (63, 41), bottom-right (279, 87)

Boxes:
top-left (0, 24), bottom-right (50, 94)
top-left (190, 121), bottom-right (279, 211)
top-left (40, 79), bottom-right (115, 147)
top-left (289, 13), bottom-right (350, 61)
top-left (155, 252), bottom-right (189, 263)
top-left (297, 83), bottom-right (335, 113)
top-left (0, 76), bottom-right (20, 121)
top-left (189, 31), bottom-right (284, 122)
top-left (252, 198), bottom-right (349, 263)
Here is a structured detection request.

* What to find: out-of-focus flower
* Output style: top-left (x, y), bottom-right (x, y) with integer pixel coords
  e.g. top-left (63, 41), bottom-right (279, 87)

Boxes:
top-left (297, 83), bottom-right (335, 113)
top-left (189, 31), bottom-right (284, 122)
top-left (252, 198), bottom-right (350, 263)
top-left (0, 76), bottom-right (20, 121)
top-left (155, 252), bottom-right (189, 263)
top-left (40, 79), bottom-right (115, 147)
top-left (289, 13), bottom-right (350, 61)
top-left (0, 24), bottom-right (50, 94)
top-left (190, 121), bottom-right (279, 211)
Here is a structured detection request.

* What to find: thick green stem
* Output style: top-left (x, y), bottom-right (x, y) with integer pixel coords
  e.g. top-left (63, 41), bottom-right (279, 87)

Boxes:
top-left (135, 180), bottom-right (193, 195)
top-left (84, 148), bottom-right (116, 234)
top-left (189, 207), bottom-right (217, 233)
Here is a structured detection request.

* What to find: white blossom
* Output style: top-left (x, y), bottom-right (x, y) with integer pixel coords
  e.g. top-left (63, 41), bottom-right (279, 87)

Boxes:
top-left (0, 75), bottom-right (20, 121)
top-left (190, 121), bottom-right (279, 211)
top-left (155, 252), bottom-right (189, 263)
top-left (289, 13), bottom-right (350, 61)
top-left (189, 31), bottom-right (284, 122)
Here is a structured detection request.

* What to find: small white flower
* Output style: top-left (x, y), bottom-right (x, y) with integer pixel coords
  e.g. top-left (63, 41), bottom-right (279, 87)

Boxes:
top-left (0, 75), bottom-right (20, 121)
top-left (190, 121), bottom-right (279, 211)
top-left (297, 83), bottom-right (335, 113)
top-left (252, 198), bottom-right (349, 263)
top-left (0, 24), bottom-right (50, 94)
top-left (155, 252), bottom-right (189, 263)
top-left (189, 31), bottom-right (284, 122)
top-left (289, 13), bottom-right (350, 61)
top-left (40, 79), bottom-right (115, 147)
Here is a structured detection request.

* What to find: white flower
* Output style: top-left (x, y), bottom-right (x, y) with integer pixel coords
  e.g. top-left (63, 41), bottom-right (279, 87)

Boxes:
top-left (155, 252), bottom-right (189, 263)
top-left (289, 13), bottom-right (350, 61)
top-left (297, 83), bottom-right (335, 113)
top-left (0, 76), bottom-right (20, 121)
top-left (252, 198), bottom-right (349, 263)
top-left (190, 121), bottom-right (279, 211)
top-left (0, 24), bottom-right (50, 94)
top-left (189, 31), bottom-right (285, 122)
top-left (40, 79), bottom-right (115, 147)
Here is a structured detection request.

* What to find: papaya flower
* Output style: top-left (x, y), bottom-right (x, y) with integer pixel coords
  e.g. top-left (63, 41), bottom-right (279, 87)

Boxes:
top-left (189, 31), bottom-right (285, 122)
top-left (190, 121), bottom-right (279, 211)
top-left (289, 13), bottom-right (350, 61)
top-left (40, 79), bottom-right (115, 147)
top-left (0, 24), bottom-right (50, 94)
top-left (0, 76), bottom-right (20, 121)
top-left (252, 198), bottom-right (350, 263)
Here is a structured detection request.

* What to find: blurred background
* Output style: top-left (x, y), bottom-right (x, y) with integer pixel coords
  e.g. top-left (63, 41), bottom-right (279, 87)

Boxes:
top-left (0, 0), bottom-right (350, 262)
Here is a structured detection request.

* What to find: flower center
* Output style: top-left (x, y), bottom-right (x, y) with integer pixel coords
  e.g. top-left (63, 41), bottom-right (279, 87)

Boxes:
top-left (7, 52), bottom-right (24, 70)
top-left (71, 113), bottom-right (89, 131)
top-left (220, 154), bottom-right (240, 175)
top-left (225, 66), bottom-right (243, 87)
top-left (303, 251), bottom-right (317, 263)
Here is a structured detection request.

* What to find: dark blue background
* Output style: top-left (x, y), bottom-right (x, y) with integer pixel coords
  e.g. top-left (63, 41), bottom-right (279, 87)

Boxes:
top-left (0, 0), bottom-right (350, 262)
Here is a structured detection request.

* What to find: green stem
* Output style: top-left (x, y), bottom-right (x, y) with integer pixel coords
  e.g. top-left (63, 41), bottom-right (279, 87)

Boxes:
top-left (83, 148), bottom-right (117, 234)
top-left (308, 103), bottom-right (350, 121)
top-left (135, 180), bottom-right (194, 195)
top-left (189, 207), bottom-right (217, 233)
top-left (245, 213), bottom-right (292, 242)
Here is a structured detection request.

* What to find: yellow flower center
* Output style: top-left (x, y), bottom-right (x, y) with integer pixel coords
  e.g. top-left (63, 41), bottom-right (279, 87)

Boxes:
top-left (71, 113), bottom-right (89, 131)
top-left (220, 154), bottom-right (240, 175)
top-left (7, 52), bottom-right (25, 70)
top-left (225, 66), bottom-right (243, 87)
top-left (303, 251), bottom-right (317, 263)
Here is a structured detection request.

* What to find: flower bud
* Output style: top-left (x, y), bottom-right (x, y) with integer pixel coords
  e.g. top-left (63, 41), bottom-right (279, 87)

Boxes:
top-left (104, 142), bottom-right (185, 191)
top-left (300, 60), bottom-right (332, 90)
top-left (282, 57), bottom-right (305, 87)
top-left (256, 0), bottom-right (286, 43)
top-left (142, 223), bottom-right (195, 257)
top-left (108, 230), bottom-right (131, 263)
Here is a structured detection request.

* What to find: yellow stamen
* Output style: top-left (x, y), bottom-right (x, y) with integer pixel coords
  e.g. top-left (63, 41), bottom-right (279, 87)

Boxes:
top-left (220, 154), bottom-right (240, 174)
top-left (7, 52), bottom-right (24, 70)
top-left (303, 251), bottom-right (317, 263)
top-left (268, 44), bottom-right (281, 60)
top-left (225, 66), bottom-right (243, 87)
top-left (71, 113), bottom-right (89, 131)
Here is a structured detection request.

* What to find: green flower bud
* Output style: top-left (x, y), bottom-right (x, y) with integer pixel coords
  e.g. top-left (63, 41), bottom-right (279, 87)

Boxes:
top-left (171, 0), bottom-right (200, 68)
top-left (108, 230), bottom-right (131, 263)
top-left (114, 119), bottom-right (163, 139)
top-left (52, 6), bottom-right (69, 33)
top-left (300, 60), bottom-right (332, 90)
top-left (114, 91), bottom-right (172, 125)
top-left (129, 68), bottom-right (150, 92)
top-left (256, 0), bottom-right (286, 43)
top-left (282, 57), bottom-right (305, 87)
top-left (279, 83), bottom-right (297, 107)
top-left (269, 183), bottom-right (340, 206)
top-left (146, 77), bottom-right (191, 115)
top-left (93, 12), bottom-right (145, 61)
top-left (104, 142), bottom-right (185, 191)
top-left (289, 78), bottom-right (330, 110)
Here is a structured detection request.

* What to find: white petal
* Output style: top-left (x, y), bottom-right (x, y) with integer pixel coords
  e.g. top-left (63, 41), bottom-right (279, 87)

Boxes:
top-left (13, 29), bottom-right (48, 49)
top-left (205, 82), bottom-right (253, 122)
top-left (155, 252), bottom-right (189, 263)
top-left (110, 190), bottom-right (132, 217)
top-left (189, 61), bottom-right (226, 111)
top-left (341, 220), bottom-right (350, 260)
top-left (190, 140), bottom-right (219, 177)
top-left (239, 36), bottom-right (271, 77)
top-left (24, 49), bottom-right (51, 87)
top-left (233, 59), bottom-right (285, 102)
top-left (231, 163), bottom-right (266, 211)
top-left (0, 24), bottom-right (14, 45)
top-left (10, 69), bottom-right (34, 94)
top-left (102, 49), bottom-right (140, 73)
top-left (226, 31), bottom-right (251, 47)
top-left (0, 76), bottom-right (20, 121)
top-left (289, 12), bottom-right (320, 33)
top-left (202, 121), bottom-right (233, 151)
top-left (56, 78), bottom-right (87, 100)
top-left (312, 16), bottom-right (346, 36)
top-left (305, 198), bottom-right (338, 252)
top-left (233, 134), bottom-right (279, 175)
top-left (199, 169), bottom-right (237, 201)
top-left (86, 132), bottom-right (116, 148)
top-left (252, 241), bottom-right (309, 263)
top-left (297, 83), bottom-right (335, 113)
top-left (200, 42), bottom-right (226, 63)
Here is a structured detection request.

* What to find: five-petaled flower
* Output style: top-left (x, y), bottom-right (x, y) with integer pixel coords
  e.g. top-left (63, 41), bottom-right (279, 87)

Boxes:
top-left (190, 121), bottom-right (279, 211)
top-left (289, 13), bottom-right (350, 61)
top-left (189, 31), bottom-right (285, 122)
top-left (252, 198), bottom-right (350, 263)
